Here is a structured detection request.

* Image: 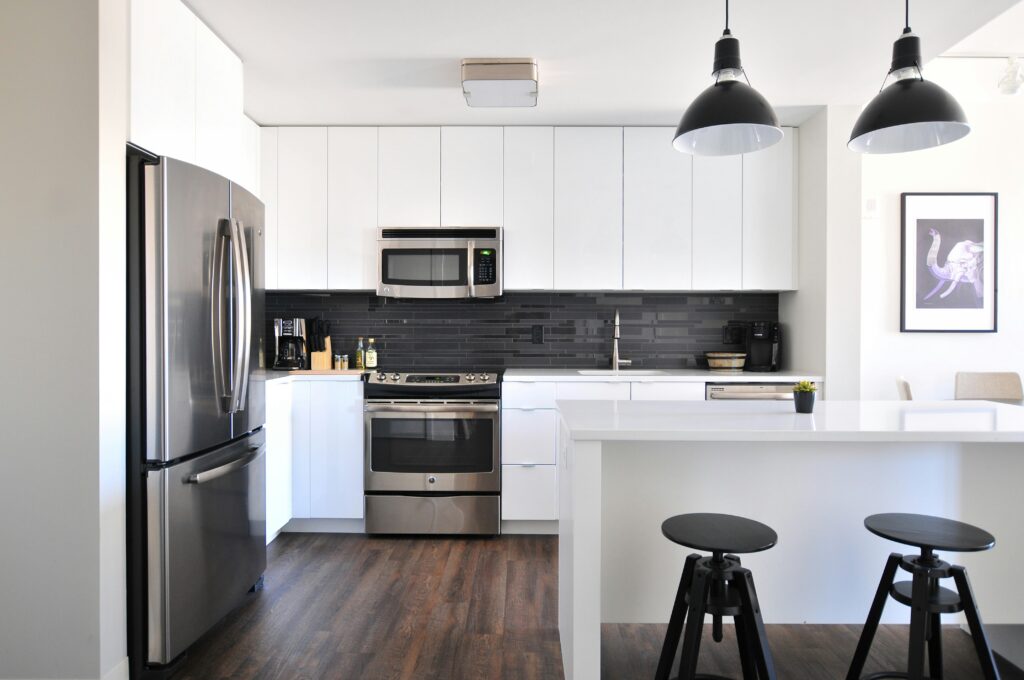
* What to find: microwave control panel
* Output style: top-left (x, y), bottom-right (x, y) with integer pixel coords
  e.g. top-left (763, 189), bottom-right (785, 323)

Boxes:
top-left (474, 248), bottom-right (498, 285)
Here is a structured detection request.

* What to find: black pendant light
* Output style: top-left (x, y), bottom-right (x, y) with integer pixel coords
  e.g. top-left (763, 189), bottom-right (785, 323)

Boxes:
top-left (673, 0), bottom-right (782, 156)
top-left (849, 0), bottom-right (969, 153)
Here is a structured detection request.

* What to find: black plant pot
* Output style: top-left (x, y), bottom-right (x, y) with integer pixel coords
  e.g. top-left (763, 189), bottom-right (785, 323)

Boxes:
top-left (794, 391), bottom-right (815, 414)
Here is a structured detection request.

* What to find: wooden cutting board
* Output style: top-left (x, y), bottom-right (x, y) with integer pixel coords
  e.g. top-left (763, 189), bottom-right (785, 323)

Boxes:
top-left (309, 336), bottom-right (333, 370)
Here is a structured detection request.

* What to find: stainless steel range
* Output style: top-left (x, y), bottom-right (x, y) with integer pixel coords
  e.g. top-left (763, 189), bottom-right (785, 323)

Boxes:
top-left (364, 371), bottom-right (501, 535)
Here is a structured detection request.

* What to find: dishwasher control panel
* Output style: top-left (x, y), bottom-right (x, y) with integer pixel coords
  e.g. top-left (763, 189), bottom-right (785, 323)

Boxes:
top-left (705, 383), bottom-right (798, 400)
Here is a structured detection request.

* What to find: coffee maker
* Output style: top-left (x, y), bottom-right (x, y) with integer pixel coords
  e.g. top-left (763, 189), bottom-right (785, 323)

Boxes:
top-left (722, 320), bottom-right (781, 372)
top-left (272, 318), bottom-right (308, 370)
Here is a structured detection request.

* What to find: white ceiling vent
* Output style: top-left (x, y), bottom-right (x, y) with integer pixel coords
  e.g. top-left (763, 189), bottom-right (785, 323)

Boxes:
top-left (461, 58), bottom-right (538, 107)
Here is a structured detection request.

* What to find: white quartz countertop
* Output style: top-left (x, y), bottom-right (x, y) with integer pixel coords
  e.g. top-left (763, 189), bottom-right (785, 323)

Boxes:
top-left (266, 370), bottom-right (364, 383)
top-left (503, 368), bottom-right (822, 383)
top-left (558, 399), bottom-right (1024, 443)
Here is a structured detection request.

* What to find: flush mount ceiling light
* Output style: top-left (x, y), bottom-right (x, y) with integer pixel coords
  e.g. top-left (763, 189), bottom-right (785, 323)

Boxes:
top-left (849, 0), bottom-right (970, 154)
top-left (673, 0), bottom-right (783, 156)
top-left (461, 58), bottom-right (538, 107)
top-left (998, 56), bottom-right (1023, 95)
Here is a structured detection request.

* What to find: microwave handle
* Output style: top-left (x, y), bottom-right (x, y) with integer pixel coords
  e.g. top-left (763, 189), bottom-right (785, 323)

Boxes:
top-left (467, 240), bottom-right (476, 298)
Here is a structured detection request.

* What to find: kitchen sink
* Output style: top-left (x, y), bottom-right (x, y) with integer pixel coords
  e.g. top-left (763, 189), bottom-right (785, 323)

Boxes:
top-left (576, 369), bottom-right (667, 376)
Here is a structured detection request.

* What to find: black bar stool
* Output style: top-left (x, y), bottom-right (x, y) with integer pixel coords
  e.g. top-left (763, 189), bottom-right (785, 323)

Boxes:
top-left (655, 513), bottom-right (778, 680)
top-left (846, 512), bottom-right (1000, 680)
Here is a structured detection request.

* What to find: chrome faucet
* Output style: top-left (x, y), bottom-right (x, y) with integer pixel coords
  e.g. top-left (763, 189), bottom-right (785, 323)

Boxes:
top-left (611, 309), bottom-right (632, 372)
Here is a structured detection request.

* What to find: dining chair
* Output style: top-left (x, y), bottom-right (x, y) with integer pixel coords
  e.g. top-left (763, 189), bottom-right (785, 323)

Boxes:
top-left (895, 377), bottom-right (913, 401)
top-left (954, 372), bottom-right (1024, 400)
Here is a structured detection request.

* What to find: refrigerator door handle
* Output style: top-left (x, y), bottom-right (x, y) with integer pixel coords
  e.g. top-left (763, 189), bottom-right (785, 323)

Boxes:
top-left (211, 219), bottom-right (233, 413)
top-left (185, 444), bottom-right (264, 485)
top-left (231, 218), bottom-right (253, 413)
top-left (228, 218), bottom-right (250, 413)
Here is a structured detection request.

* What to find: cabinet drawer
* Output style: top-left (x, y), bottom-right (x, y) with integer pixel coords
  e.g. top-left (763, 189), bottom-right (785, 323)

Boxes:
top-left (502, 381), bottom-right (558, 409)
top-left (556, 381), bottom-right (631, 401)
top-left (502, 465), bottom-right (557, 520)
top-left (502, 409), bottom-right (557, 465)
top-left (630, 382), bottom-right (706, 401)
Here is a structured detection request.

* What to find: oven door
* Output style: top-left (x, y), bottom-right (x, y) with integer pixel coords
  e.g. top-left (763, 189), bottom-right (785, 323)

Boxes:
top-left (376, 232), bottom-right (502, 299)
top-left (364, 400), bottom-right (500, 493)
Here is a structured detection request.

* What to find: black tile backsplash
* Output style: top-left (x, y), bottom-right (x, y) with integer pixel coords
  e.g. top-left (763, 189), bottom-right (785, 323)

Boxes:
top-left (266, 292), bottom-right (778, 372)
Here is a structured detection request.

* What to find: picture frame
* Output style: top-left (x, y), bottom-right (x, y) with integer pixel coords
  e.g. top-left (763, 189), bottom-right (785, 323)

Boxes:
top-left (901, 192), bottom-right (998, 333)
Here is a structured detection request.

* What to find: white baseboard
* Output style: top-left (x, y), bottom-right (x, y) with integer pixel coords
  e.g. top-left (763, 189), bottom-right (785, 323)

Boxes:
top-left (102, 658), bottom-right (130, 680)
top-left (501, 520), bottom-right (558, 535)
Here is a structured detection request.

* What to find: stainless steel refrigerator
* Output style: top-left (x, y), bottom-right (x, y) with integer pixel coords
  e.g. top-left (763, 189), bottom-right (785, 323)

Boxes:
top-left (127, 145), bottom-right (266, 677)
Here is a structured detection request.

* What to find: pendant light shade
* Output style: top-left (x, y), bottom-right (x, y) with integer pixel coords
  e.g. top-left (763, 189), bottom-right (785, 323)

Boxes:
top-left (673, 3), bottom-right (782, 156)
top-left (849, 4), bottom-right (969, 154)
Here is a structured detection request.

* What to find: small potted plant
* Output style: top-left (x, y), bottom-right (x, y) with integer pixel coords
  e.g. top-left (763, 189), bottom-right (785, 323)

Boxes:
top-left (793, 381), bottom-right (817, 414)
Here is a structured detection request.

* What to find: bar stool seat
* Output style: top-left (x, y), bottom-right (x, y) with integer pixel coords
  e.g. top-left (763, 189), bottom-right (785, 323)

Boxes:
top-left (655, 513), bottom-right (778, 680)
top-left (847, 513), bottom-right (1000, 680)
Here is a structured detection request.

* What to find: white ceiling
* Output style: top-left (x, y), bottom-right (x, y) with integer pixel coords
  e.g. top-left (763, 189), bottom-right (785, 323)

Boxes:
top-left (185, 0), bottom-right (1021, 127)
top-left (945, 0), bottom-right (1024, 56)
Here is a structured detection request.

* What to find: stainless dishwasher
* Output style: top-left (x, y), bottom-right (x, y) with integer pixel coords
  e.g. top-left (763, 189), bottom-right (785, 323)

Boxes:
top-left (705, 383), bottom-right (797, 400)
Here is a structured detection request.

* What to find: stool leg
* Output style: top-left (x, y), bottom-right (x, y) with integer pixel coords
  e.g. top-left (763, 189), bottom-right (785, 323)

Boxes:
top-left (951, 565), bottom-right (1001, 680)
top-left (677, 564), bottom-right (713, 680)
top-left (907, 570), bottom-right (930, 680)
top-left (733, 613), bottom-right (759, 680)
top-left (846, 553), bottom-right (902, 680)
top-left (735, 567), bottom-right (777, 680)
top-left (928, 612), bottom-right (943, 680)
top-left (655, 554), bottom-right (700, 680)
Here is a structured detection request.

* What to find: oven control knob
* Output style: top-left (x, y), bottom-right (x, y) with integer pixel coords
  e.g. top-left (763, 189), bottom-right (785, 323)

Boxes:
top-left (376, 372), bottom-right (385, 381)
top-left (391, 373), bottom-right (400, 382)
top-left (428, 476), bottom-right (436, 484)
top-left (466, 374), bottom-right (475, 381)
top-left (478, 373), bottom-right (488, 382)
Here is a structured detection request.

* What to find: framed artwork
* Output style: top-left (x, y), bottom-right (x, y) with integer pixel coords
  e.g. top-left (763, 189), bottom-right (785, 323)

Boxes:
top-left (901, 192), bottom-right (998, 332)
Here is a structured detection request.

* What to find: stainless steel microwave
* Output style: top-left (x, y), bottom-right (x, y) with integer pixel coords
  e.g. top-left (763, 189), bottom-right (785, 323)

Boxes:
top-left (377, 227), bottom-right (503, 299)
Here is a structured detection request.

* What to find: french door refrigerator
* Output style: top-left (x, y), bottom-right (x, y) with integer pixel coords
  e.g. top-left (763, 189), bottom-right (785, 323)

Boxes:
top-left (126, 145), bottom-right (266, 678)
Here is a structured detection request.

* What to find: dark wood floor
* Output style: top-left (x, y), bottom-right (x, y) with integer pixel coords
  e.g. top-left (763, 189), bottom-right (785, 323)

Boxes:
top-left (172, 534), bottom-right (1021, 680)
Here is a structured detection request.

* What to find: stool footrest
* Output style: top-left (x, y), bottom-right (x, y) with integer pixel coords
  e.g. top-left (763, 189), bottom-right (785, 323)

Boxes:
top-left (859, 673), bottom-right (939, 680)
top-left (890, 580), bottom-right (963, 613)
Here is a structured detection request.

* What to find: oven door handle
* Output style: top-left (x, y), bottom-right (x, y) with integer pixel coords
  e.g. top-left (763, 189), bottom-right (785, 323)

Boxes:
top-left (365, 402), bottom-right (499, 414)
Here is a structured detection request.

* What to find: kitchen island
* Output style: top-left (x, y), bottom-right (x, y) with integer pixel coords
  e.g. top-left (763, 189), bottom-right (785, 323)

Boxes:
top-left (556, 399), bottom-right (1024, 680)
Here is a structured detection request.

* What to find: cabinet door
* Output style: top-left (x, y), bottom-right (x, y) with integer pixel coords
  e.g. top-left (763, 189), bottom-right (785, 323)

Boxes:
top-left (277, 127), bottom-right (328, 289)
top-left (556, 382), bottom-right (631, 401)
top-left (309, 381), bottom-right (364, 519)
top-left (129, 0), bottom-right (196, 162)
top-left (195, 20), bottom-right (244, 184)
top-left (623, 128), bottom-right (693, 290)
top-left (378, 127), bottom-right (440, 226)
top-left (692, 154), bottom-right (742, 290)
top-left (743, 128), bottom-right (797, 290)
top-left (503, 127), bottom-right (554, 289)
top-left (630, 382), bottom-right (706, 401)
top-left (290, 381), bottom-right (311, 519)
top-left (237, 115), bottom-right (260, 198)
top-left (441, 127), bottom-right (503, 226)
top-left (260, 128), bottom-right (279, 289)
top-left (553, 127), bottom-right (623, 290)
top-left (502, 409), bottom-right (557, 465)
top-left (265, 380), bottom-right (293, 541)
top-left (328, 127), bottom-right (378, 289)
top-left (502, 465), bottom-right (558, 520)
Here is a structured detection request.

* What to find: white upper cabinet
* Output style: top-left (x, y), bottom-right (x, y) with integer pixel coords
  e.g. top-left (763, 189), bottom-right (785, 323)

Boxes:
top-left (378, 127), bottom-right (441, 226)
top-left (743, 128), bottom-right (798, 290)
top-left (277, 127), bottom-right (328, 289)
top-left (129, 0), bottom-right (196, 163)
top-left (260, 128), bottom-right (279, 289)
top-left (441, 127), bottom-right (503, 226)
top-left (328, 128), bottom-right (378, 290)
top-left (692, 154), bottom-right (743, 290)
top-left (503, 127), bottom-right (554, 290)
top-left (238, 115), bottom-right (260, 197)
top-left (195, 21), bottom-right (244, 184)
top-left (623, 128), bottom-right (693, 290)
top-left (553, 127), bottom-right (623, 290)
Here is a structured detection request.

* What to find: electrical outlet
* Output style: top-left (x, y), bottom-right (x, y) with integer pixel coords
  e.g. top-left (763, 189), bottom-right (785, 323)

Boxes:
top-left (531, 325), bottom-right (544, 344)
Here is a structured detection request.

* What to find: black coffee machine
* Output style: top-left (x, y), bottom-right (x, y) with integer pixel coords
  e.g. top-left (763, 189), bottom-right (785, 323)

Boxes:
top-left (722, 320), bottom-right (781, 372)
top-left (272, 318), bottom-right (308, 370)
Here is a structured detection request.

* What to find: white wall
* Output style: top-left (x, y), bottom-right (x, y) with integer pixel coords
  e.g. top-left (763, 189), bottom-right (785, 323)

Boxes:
top-left (0, 1), bottom-right (128, 678)
top-left (860, 94), bottom-right (1024, 400)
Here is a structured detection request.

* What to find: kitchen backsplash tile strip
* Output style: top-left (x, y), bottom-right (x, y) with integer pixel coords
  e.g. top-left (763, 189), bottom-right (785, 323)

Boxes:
top-left (266, 292), bottom-right (778, 372)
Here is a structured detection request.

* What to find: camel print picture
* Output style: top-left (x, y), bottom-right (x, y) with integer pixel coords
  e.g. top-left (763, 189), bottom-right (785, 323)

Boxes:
top-left (901, 193), bottom-right (998, 332)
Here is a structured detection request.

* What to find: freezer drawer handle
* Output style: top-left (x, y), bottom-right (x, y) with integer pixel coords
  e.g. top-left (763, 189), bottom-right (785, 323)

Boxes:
top-left (185, 445), bottom-right (264, 485)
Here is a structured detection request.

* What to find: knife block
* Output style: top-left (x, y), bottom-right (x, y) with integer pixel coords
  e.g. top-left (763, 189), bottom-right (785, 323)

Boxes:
top-left (308, 336), bottom-right (333, 371)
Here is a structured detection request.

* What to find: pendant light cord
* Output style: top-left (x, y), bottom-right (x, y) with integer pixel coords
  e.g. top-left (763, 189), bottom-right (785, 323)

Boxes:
top-left (725, 0), bottom-right (729, 32)
top-left (905, 0), bottom-right (910, 31)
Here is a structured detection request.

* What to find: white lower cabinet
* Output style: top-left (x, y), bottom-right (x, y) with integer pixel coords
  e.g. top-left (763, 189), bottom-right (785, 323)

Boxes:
top-left (502, 409), bottom-right (557, 465)
top-left (556, 381), bottom-right (631, 401)
top-left (502, 465), bottom-right (557, 521)
top-left (288, 379), bottom-right (364, 520)
top-left (630, 382), bottom-right (706, 401)
top-left (266, 379), bottom-right (293, 542)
